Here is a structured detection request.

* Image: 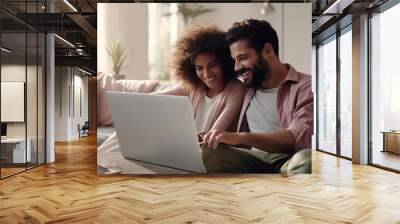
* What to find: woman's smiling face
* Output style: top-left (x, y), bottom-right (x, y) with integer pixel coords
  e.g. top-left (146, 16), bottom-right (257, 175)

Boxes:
top-left (194, 53), bottom-right (225, 90)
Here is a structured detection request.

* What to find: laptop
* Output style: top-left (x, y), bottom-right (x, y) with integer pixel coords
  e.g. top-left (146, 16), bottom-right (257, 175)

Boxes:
top-left (107, 91), bottom-right (206, 173)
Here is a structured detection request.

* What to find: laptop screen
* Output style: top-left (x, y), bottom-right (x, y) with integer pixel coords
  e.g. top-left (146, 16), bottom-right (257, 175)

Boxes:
top-left (1, 123), bottom-right (7, 137)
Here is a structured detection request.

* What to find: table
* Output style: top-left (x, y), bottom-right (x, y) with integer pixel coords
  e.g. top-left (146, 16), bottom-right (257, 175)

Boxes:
top-left (1, 138), bottom-right (31, 163)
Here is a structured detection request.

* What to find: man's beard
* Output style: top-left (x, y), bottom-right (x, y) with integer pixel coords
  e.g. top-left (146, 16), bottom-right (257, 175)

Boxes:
top-left (238, 57), bottom-right (271, 89)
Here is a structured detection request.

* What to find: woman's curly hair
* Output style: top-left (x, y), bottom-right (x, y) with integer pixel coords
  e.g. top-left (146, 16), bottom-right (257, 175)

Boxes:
top-left (168, 25), bottom-right (236, 88)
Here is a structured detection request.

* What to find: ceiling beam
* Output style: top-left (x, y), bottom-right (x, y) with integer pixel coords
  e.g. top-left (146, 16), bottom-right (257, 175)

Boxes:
top-left (55, 55), bottom-right (96, 70)
top-left (67, 13), bottom-right (97, 39)
top-left (322, 0), bottom-right (356, 15)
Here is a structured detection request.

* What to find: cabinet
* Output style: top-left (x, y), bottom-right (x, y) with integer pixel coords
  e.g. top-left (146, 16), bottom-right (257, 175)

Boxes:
top-left (382, 131), bottom-right (400, 154)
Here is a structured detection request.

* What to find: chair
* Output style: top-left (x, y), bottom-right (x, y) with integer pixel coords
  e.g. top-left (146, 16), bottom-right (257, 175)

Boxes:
top-left (79, 121), bottom-right (90, 138)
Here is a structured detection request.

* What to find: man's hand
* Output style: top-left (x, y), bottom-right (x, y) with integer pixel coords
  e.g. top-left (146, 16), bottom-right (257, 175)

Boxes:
top-left (203, 129), bottom-right (243, 149)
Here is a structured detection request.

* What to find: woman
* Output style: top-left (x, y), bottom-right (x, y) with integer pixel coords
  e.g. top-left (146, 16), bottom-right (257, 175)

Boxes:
top-left (157, 25), bottom-right (245, 135)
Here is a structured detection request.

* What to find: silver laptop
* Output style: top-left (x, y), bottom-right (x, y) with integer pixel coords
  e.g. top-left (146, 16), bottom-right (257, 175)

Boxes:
top-left (107, 91), bottom-right (206, 173)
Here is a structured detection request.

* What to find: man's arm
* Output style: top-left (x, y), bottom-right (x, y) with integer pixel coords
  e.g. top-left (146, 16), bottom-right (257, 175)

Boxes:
top-left (203, 129), bottom-right (295, 154)
top-left (204, 75), bottom-right (314, 153)
top-left (287, 77), bottom-right (314, 151)
top-left (239, 130), bottom-right (295, 153)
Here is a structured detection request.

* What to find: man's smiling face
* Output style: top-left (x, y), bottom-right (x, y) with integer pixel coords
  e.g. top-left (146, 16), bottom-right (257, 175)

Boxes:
top-left (229, 39), bottom-right (271, 88)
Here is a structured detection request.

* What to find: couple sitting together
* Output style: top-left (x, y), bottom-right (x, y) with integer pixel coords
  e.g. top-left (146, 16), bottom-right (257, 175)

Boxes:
top-left (99, 19), bottom-right (313, 175)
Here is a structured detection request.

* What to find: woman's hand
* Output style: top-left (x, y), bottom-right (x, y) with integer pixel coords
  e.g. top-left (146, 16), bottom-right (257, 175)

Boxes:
top-left (198, 133), bottom-right (206, 143)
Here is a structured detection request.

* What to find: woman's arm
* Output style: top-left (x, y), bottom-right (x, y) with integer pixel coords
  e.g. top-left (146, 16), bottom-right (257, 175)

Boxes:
top-left (210, 81), bottom-right (246, 131)
top-left (153, 83), bottom-right (189, 96)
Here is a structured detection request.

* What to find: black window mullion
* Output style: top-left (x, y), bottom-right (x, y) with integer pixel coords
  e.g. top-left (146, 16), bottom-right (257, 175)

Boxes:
top-left (336, 28), bottom-right (341, 157)
top-left (24, 0), bottom-right (28, 171)
top-left (316, 44), bottom-right (320, 151)
top-left (44, 0), bottom-right (48, 165)
top-left (36, 0), bottom-right (39, 168)
top-left (44, 31), bottom-right (47, 164)
top-left (367, 11), bottom-right (373, 165)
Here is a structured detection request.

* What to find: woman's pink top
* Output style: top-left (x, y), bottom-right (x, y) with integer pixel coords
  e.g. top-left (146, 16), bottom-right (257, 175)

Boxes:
top-left (160, 79), bottom-right (246, 133)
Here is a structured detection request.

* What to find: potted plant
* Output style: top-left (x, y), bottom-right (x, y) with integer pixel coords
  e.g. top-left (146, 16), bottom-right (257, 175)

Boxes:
top-left (107, 39), bottom-right (127, 80)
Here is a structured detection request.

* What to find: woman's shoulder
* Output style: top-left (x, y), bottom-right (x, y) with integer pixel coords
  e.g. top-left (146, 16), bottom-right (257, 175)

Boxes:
top-left (226, 79), bottom-right (246, 94)
top-left (228, 78), bottom-right (243, 85)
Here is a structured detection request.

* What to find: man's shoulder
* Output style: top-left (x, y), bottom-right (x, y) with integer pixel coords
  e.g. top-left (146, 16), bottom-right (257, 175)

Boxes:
top-left (286, 67), bottom-right (311, 95)
top-left (296, 71), bottom-right (311, 82)
top-left (294, 71), bottom-right (311, 89)
top-left (285, 64), bottom-right (311, 85)
top-left (294, 72), bottom-right (313, 98)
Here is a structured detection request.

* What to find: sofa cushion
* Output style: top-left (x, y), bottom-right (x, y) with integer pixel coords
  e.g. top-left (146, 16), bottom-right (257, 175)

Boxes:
top-left (97, 72), bottom-right (160, 126)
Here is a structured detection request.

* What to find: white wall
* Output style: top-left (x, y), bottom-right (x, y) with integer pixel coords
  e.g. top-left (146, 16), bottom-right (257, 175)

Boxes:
top-left (1, 65), bottom-right (36, 137)
top-left (193, 3), bottom-right (311, 75)
top-left (55, 67), bottom-right (69, 141)
top-left (1, 64), bottom-right (46, 163)
top-left (98, 3), bottom-right (149, 80)
top-left (76, 75), bottom-right (89, 125)
top-left (72, 74), bottom-right (89, 138)
top-left (281, 4), bottom-right (311, 75)
top-left (55, 67), bottom-right (89, 141)
top-left (97, 3), bottom-right (311, 80)
top-left (1, 66), bottom-right (27, 141)
top-left (192, 3), bottom-right (281, 31)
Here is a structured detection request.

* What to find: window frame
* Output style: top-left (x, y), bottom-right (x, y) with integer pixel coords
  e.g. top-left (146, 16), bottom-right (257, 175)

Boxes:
top-left (315, 23), bottom-right (353, 161)
top-left (367, 0), bottom-right (400, 173)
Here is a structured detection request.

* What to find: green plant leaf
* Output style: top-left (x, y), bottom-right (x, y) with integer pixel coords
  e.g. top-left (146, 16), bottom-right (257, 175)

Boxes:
top-left (107, 39), bottom-right (127, 76)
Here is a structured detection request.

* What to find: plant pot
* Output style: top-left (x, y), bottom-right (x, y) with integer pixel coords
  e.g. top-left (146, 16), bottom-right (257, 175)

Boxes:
top-left (113, 74), bottom-right (126, 80)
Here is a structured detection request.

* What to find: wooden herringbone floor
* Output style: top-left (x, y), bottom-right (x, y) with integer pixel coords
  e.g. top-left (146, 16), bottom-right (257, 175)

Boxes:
top-left (1, 134), bottom-right (400, 224)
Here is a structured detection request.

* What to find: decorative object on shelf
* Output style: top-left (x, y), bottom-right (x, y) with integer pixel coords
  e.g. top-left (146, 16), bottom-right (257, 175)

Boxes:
top-left (260, 1), bottom-right (275, 15)
top-left (107, 39), bottom-right (127, 80)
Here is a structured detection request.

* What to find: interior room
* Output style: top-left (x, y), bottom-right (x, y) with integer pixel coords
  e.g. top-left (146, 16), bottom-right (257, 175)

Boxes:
top-left (0, 0), bottom-right (97, 179)
top-left (0, 11), bottom-right (46, 178)
top-left (314, 0), bottom-right (400, 172)
top-left (0, 0), bottom-right (399, 223)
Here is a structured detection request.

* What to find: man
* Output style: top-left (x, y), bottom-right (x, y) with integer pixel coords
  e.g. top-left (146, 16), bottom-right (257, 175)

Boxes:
top-left (202, 19), bottom-right (313, 175)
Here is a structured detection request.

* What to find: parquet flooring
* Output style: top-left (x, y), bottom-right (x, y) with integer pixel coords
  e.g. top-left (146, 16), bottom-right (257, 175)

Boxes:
top-left (1, 134), bottom-right (400, 223)
top-left (1, 167), bottom-right (26, 178)
top-left (372, 151), bottom-right (400, 171)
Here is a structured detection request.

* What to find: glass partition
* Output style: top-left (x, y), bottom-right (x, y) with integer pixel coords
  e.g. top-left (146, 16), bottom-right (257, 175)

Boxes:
top-left (317, 35), bottom-right (337, 155)
top-left (370, 3), bottom-right (400, 171)
top-left (0, 1), bottom-right (46, 179)
top-left (339, 27), bottom-right (352, 158)
top-left (1, 31), bottom-right (28, 177)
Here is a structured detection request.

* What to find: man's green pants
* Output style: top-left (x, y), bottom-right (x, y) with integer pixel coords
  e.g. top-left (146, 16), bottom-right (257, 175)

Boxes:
top-left (202, 145), bottom-right (311, 175)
